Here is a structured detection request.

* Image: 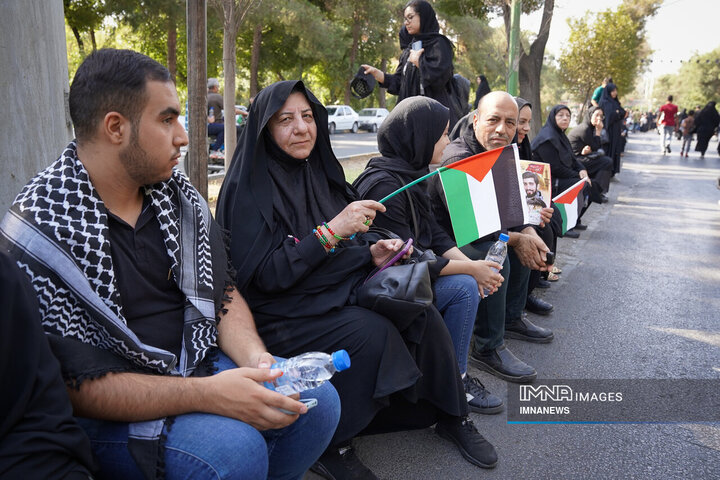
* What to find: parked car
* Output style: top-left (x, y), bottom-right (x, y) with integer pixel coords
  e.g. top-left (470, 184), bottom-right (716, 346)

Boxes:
top-left (326, 105), bottom-right (359, 134)
top-left (357, 108), bottom-right (389, 133)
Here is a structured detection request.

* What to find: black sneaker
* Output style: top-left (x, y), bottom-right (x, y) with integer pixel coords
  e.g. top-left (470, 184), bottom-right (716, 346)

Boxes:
top-left (435, 416), bottom-right (498, 469)
top-left (310, 445), bottom-right (379, 480)
top-left (463, 375), bottom-right (504, 414)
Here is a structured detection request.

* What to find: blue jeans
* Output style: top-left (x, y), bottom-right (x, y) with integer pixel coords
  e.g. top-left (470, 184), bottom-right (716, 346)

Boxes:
top-left (662, 125), bottom-right (674, 150)
top-left (460, 240), bottom-right (530, 352)
top-left (77, 352), bottom-right (341, 480)
top-left (434, 274), bottom-right (479, 375)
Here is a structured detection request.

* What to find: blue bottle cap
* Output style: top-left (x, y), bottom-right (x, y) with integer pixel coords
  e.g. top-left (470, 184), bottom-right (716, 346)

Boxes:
top-left (499, 233), bottom-right (509, 242)
top-left (332, 350), bottom-right (351, 371)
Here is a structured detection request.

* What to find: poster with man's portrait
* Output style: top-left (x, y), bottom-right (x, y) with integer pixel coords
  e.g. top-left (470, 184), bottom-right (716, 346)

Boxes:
top-left (519, 161), bottom-right (551, 225)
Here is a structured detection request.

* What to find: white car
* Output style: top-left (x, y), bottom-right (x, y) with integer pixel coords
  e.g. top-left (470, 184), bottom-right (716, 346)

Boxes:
top-left (326, 105), bottom-right (359, 134)
top-left (357, 108), bottom-right (389, 133)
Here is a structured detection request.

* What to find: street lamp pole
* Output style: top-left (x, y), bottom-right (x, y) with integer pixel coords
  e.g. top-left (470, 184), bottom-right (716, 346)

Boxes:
top-left (507, 0), bottom-right (522, 96)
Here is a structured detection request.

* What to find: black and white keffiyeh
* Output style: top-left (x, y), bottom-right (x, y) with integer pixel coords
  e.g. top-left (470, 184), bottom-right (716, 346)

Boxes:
top-left (0, 141), bottom-right (226, 478)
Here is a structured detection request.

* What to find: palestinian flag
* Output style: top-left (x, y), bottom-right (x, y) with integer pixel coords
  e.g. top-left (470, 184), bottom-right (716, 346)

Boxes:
top-left (438, 144), bottom-right (528, 247)
top-left (552, 178), bottom-right (587, 235)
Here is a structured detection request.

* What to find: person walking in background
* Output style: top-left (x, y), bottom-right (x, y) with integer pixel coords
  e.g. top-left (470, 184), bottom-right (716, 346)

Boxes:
top-left (680, 110), bottom-right (695, 157)
top-left (694, 101), bottom-right (720, 158)
top-left (658, 95), bottom-right (678, 154)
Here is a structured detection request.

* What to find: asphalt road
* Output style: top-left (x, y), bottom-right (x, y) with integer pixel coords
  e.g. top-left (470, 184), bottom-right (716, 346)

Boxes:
top-left (330, 131), bottom-right (379, 159)
top-left (306, 131), bottom-right (720, 479)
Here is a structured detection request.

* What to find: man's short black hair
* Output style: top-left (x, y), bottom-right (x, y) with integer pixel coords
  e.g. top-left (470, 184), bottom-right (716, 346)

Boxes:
top-left (69, 48), bottom-right (171, 143)
top-left (668, 95), bottom-right (673, 102)
top-left (522, 171), bottom-right (539, 184)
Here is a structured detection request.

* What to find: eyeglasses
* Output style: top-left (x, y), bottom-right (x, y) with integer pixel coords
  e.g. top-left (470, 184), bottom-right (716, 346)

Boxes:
top-left (404, 13), bottom-right (415, 23)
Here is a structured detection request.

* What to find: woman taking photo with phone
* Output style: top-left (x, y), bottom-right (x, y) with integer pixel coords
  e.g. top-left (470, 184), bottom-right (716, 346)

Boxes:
top-left (361, 0), bottom-right (461, 127)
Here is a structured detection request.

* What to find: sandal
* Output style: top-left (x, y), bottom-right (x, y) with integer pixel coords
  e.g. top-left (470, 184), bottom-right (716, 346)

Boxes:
top-left (547, 272), bottom-right (559, 282)
top-left (551, 266), bottom-right (562, 275)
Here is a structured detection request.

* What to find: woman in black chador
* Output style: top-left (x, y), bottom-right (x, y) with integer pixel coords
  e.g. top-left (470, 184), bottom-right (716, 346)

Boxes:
top-left (362, 0), bottom-right (460, 127)
top-left (599, 82), bottom-right (626, 174)
top-left (694, 101), bottom-right (720, 158)
top-left (531, 105), bottom-right (593, 224)
top-left (568, 106), bottom-right (614, 204)
top-left (216, 80), bottom-right (497, 479)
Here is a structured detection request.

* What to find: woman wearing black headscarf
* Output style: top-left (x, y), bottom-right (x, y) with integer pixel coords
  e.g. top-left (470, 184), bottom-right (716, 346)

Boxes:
top-left (216, 81), bottom-right (498, 478)
top-left (473, 75), bottom-right (491, 110)
top-left (531, 105), bottom-right (592, 226)
top-left (353, 96), bottom-right (504, 415)
top-left (568, 106), bottom-right (614, 203)
top-left (599, 82), bottom-right (626, 174)
top-left (694, 101), bottom-right (720, 157)
top-left (362, 0), bottom-right (460, 127)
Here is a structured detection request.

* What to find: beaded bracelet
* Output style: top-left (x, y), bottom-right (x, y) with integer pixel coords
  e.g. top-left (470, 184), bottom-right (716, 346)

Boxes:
top-left (323, 222), bottom-right (356, 241)
top-left (313, 228), bottom-right (335, 253)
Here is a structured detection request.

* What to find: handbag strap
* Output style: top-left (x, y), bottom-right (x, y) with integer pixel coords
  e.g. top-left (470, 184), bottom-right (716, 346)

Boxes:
top-left (384, 170), bottom-right (420, 241)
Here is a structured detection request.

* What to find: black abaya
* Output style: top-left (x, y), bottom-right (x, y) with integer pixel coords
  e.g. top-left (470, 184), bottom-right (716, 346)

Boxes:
top-left (353, 96), bottom-right (455, 267)
top-left (568, 106), bottom-right (613, 201)
top-left (215, 80), bottom-right (467, 447)
top-left (694, 101), bottom-right (720, 155)
top-left (381, 1), bottom-right (459, 127)
top-left (599, 83), bottom-right (626, 173)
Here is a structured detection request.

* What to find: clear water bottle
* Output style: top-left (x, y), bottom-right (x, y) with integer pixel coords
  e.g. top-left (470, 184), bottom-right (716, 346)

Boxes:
top-left (209, 107), bottom-right (215, 121)
top-left (265, 350), bottom-right (351, 395)
top-left (482, 233), bottom-right (509, 296)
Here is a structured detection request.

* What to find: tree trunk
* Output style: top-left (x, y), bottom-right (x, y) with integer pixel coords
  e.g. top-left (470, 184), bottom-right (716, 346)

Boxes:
top-left (345, 14), bottom-right (361, 105)
top-left (222, 0), bottom-right (239, 170)
top-left (186, 0), bottom-right (208, 200)
top-left (90, 27), bottom-right (97, 51)
top-left (1, 0), bottom-right (73, 213)
top-left (71, 26), bottom-right (85, 56)
top-left (378, 58), bottom-right (387, 108)
top-left (505, 0), bottom-right (555, 138)
top-left (167, 12), bottom-right (177, 83)
top-left (250, 23), bottom-right (262, 97)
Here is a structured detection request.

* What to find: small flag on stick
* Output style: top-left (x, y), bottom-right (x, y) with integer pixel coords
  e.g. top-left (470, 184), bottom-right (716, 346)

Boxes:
top-left (438, 144), bottom-right (528, 247)
top-left (552, 178), bottom-right (587, 235)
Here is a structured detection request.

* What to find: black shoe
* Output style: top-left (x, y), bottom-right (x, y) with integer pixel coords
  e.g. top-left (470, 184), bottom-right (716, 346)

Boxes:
top-left (563, 229), bottom-right (580, 238)
top-left (525, 294), bottom-right (554, 315)
top-left (573, 221), bottom-right (588, 231)
top-left (535, 278), bottom-right (551, 289)
top-left (667, 145), bottom-right (671, 153)
top-left (600, 194), bottom-right (609, 203)
top-left (463, 374), bottom-right (504, 414)
top-left (505, 313), bottom-right (554, 344)
top-left (435, 416), bottom-right (498, 469)
top-left (311, 445), bottom-right (379, 480)
top-left (470, 344), bottom-right (537, 383)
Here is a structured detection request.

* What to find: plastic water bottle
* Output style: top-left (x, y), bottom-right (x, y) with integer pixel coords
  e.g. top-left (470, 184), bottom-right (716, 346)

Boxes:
top-left (265, 350), bottom-right (351, 395)
top-left (209, 107), bottom-right (215, 121)
top-left (482, 233), bottom-right (509, 296)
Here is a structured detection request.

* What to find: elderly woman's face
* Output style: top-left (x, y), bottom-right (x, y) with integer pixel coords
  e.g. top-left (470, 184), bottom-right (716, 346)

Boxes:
top-left (268, 92), bottom-right (317, 160)
top-left (404, 6), bottom-right (421, 36)
top-left (517, 105), bottom-right (532, 143)
top-left (555, 109), bottom-right (571, 130)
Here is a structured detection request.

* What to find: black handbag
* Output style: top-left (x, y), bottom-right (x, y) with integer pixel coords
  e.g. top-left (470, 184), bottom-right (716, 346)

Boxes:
top-left (356, 260), bottom-right (434, 329)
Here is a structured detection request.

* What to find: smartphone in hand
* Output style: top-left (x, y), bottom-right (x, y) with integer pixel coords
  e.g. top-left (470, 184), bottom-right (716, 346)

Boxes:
top-left (365, 238), bottom-right (413, 283)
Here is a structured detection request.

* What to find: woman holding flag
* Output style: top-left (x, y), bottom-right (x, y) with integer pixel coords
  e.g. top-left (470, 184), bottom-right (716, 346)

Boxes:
top-left (354, 96), bottom-right (505, 416)
top-left (531, 105), bottom-right (593, 232)
top-left (216, 80), bottom-right (499, 478)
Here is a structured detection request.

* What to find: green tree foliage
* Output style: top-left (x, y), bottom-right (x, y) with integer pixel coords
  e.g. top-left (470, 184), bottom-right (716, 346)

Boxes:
top-left (652, 48), bottom-right (720, 110)
top-left (558, 1), bottom-right (661, 107)
top-left (63, 0), bottom-right (105, 55)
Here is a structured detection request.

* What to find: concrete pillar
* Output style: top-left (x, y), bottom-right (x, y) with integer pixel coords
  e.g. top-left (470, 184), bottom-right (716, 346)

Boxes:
top-left (0, 0), bottom-right (72, 213)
